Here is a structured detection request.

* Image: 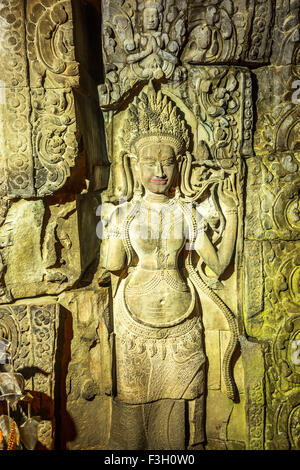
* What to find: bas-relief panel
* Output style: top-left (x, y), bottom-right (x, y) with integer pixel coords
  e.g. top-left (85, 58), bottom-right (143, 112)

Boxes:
top-left (0, 0), bottom-right (299, 451)
top-left (96, 0), bottom-right (300, 452)
top-left (97, 4), bottom-right (253, 442)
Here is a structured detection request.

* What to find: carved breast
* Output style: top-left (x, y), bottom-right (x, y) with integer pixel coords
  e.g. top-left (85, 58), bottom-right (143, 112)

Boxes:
top-left (128, 202), bottom-right (187, 270)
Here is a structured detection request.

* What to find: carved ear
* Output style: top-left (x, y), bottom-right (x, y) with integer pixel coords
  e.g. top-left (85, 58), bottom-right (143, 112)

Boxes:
top-left (180, 151), bottom-right (195, 197)
top-left (120, 151), bottom-right (135, 200)
top-left (127, 152), bottom-right (138, 161)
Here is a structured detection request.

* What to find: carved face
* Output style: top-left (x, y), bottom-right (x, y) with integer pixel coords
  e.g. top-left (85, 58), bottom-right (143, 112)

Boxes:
top-left (137, 143), bottom-right (177, 195)
top-left (143, 7), bottom-right (160, 31)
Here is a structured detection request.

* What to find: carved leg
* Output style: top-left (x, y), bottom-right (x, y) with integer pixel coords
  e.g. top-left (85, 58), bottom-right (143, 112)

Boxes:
top-left (187, 396), bottom-right (206, 450)
top-left (107, 398), bottom-right (186, 450)
top-left (143, 399), bottom-right (186, 450)
top-left (106, 399), bottom-right (147, 450)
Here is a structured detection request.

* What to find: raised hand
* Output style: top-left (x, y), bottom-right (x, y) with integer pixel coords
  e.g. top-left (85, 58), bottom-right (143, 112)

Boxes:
top-left (217, 174), bottom-right (239, 213)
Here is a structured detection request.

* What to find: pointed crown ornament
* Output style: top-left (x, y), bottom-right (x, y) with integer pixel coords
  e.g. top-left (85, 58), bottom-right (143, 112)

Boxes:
top-left (120, 81), bottom-right (190, 157)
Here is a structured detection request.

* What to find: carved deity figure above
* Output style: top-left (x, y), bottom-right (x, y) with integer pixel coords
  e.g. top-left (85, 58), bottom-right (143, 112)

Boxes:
top-left (125, 0), bottom-right (185, 79)
top-left (99, 0), bottom-right (187, 108)
top-left (99, 82), bottom-right (240, 450)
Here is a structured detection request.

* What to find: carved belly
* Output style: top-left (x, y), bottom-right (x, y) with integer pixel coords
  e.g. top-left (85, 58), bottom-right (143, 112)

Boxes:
top-left (124, 269), bottom-right (195, 327)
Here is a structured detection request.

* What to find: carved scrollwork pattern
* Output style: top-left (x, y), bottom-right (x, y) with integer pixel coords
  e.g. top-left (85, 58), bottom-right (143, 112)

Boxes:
top-left (0, 0), bottom-right (34, 198)
top-left (0, 0), bottom-right (28, 88)
top-left (26, 0), bottom-right (79, 87)
top-left (182, 0), bottom-right (247, 64)
top-left (31, 87), bottom-right (78, 196)
top-left (182, 0), bottom-right (274, 65)
top-left (0, 0), bottom-right (80, 199)
top-left (274, 316), bottom-right (300, 386)
top-left (247, 382), bottom-right (265, 450)
top-left (245, 240), bottom-right (300, 340)
top-left (245, 153), bottom-right (300, 241)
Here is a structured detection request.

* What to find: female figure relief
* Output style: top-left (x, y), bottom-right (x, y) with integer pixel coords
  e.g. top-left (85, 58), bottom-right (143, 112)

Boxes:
top-left (100, 82), bottom-right (239, 450)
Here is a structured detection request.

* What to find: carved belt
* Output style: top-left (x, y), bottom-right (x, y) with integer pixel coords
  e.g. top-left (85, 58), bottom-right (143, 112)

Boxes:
top-left (125, 269), bottom-right (189, 295)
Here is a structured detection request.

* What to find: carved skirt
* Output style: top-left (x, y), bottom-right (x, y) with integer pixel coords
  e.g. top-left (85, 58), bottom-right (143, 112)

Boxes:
top-left (114, 280), bottom-right (206, 404)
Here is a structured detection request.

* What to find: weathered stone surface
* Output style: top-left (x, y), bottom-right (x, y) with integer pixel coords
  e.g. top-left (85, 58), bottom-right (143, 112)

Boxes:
top-left (95, 0), bottom-right (300, 451)
top-left (25, 0), bottom-right (79, 89)
top-left (205, 390), bottom-right (233, 442)
top-left (245, 153), bottom-right (300, 241)
top-left (240, 336), bottom-right (265, 450)
top-left (58, 288), bottom-right (110, 449)
top-left (254, 66), bottom-right (300, 154)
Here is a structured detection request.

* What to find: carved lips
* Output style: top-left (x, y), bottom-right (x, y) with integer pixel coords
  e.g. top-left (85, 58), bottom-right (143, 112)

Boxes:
top-left (151, 177), bottom-right (168, 185)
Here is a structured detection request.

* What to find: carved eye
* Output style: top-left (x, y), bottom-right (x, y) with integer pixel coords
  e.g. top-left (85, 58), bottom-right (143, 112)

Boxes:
top-left (163, 161), bottom-right (174, 167)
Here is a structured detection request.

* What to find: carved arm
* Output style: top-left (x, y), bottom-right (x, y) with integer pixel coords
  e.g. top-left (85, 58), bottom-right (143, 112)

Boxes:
top-left (194, 176), bottom-right (238, 277)
top-left (100, 237), bottom-right (126, 272)
top-left (99, 206), bottom-right (127, 272)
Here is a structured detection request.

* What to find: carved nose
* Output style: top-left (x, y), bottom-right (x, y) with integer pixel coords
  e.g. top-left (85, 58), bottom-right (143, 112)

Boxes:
top-left (155, 163), bottom-right (164, 177)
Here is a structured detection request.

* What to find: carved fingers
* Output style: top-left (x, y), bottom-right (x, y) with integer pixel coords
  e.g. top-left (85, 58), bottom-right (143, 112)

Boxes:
top-left (217, 174), bottom-right (239, 211)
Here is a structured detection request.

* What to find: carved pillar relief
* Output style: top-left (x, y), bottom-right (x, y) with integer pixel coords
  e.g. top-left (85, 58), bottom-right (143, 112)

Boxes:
top-left (242, 2), bottom-right (300, 450)
top-left (0, 1), bottom-right (33, 198)
top-left (0, 0), bottom-right (105, 450)
top-left (0, 0), bottom-right (80, 199)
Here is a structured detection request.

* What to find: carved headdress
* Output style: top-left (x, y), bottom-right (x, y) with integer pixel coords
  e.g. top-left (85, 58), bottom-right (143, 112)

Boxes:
top-left (120, 81), bottom-right (190, 157)
top-left (139, 0), bottom-right (164, 13)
